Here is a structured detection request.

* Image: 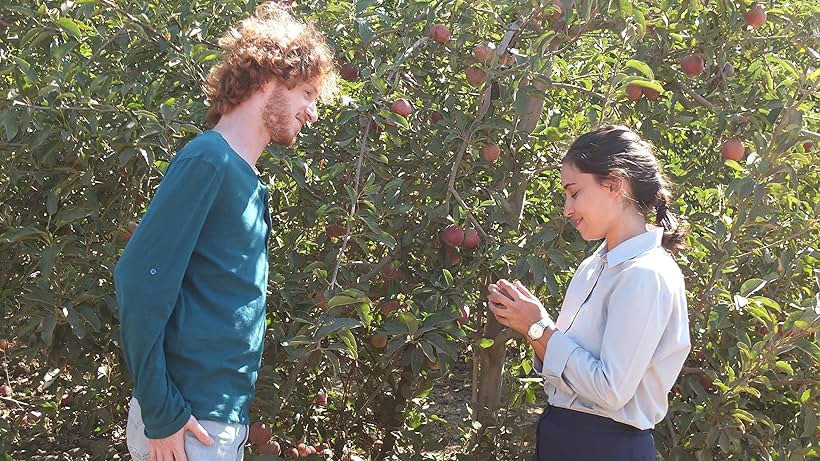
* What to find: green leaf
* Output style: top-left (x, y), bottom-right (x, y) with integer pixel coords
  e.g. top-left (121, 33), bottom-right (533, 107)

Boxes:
top-left (356, 18), bottom-right (373, 44)
top-left (626, 78), bottom-right (664, 93)
top-left (12, 56), bottom-right (36, 82)
top-left (625, 59), bottom-right (654, 79)
top-left (774, 361), bottom-right (794, 375)
top-left (477, 338), bottom-right (495, 348)
top-left (397, 312), bottom-right (419, 335)
top-left (442, 269), bottom-right (453, 287)
top-left (732, 409), bottom-right (756, 424)
top-left (617, 0), bottom-right (633, 16)
top-left (55, 17), bottom-right (83, 39)
top-left (327, 293), bottom-right (364, 309)
top-left (338, 329), bottom-right (358, 360)
top-left (3, 109), bottom-right (18, 141)
top-left (739, 278), bottom-right (767, 297)
top-left (314, 317), bottom-right (362, 340)
top-left (355, 0), bottom-right (374, 15)
top-left (0, 227), bottom-right (47, 243)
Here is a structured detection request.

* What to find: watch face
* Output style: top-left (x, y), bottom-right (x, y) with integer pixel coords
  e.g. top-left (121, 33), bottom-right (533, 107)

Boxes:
top-left (528, 323), bottom-right (544, 340)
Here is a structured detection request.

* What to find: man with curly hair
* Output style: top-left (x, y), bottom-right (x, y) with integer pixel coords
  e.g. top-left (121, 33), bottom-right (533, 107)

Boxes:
top-left (114, 4), bottom-right (338, 460)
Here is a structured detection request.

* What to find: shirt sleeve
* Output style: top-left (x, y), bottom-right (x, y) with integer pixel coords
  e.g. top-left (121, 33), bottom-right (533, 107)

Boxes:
top-left (541, 266), bottom-right (675, 411)
top-left (114, 157), bottom-right (222, 439)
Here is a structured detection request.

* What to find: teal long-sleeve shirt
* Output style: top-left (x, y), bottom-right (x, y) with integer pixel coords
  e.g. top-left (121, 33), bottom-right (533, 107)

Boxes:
top-left (114, 131), bottom-right (271, 439)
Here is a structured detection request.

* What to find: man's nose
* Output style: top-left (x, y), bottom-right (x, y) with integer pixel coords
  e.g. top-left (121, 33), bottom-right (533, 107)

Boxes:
top-left (306, 101), bottom-right (318, 123)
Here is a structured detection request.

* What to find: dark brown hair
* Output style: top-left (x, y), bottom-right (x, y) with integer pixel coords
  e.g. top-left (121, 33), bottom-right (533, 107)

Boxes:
top-left (205, 2), bottom-right (339, 125)
top-left (562, 125), bottom-right (688, 252)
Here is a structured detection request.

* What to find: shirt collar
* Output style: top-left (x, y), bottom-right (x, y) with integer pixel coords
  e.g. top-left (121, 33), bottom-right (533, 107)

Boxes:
top-left (594, 228), bottom-right (664, 268)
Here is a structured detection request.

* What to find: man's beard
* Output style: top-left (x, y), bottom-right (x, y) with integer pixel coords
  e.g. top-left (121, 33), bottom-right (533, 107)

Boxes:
top-left (263, 89), bottom-right (297, 147)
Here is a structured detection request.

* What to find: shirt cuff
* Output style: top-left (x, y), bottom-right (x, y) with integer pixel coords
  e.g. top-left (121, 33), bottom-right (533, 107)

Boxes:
top-left (532, 351), bottom-right (544, 376)
top-left (541, 331), bottom-right (580, 378)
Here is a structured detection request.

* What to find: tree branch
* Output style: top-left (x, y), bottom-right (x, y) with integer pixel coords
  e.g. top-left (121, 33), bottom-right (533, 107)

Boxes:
top-left (329, 115), bottom-right (371, 289)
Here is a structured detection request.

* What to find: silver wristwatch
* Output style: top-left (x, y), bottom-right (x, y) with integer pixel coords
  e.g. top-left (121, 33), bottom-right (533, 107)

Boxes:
top-left (527, 318), bottom-right (552, 341)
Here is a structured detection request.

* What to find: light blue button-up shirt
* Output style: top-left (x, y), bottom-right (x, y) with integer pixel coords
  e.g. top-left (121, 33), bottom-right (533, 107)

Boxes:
top-left (535, 228), bottom-right (690, 430)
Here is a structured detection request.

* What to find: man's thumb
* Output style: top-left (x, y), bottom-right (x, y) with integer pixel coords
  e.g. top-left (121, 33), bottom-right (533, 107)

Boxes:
top-left (186, 416), bottom-right (214, 446)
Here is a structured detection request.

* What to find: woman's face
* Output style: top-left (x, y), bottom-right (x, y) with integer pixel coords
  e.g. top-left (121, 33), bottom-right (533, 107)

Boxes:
top-left (560, 163), bottom-right (622, 242)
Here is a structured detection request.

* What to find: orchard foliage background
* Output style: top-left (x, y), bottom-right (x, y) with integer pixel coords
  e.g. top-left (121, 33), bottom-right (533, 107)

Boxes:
top-left (1, 0), bottom-right (819, 459)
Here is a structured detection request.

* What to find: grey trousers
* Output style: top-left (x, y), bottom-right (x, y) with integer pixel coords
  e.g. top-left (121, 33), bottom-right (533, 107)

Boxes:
top-left (126, 397), bottom-right (248, 461)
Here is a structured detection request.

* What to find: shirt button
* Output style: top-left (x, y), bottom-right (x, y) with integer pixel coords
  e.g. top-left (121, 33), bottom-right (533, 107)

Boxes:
top-left (149, 268), bottom-right (157, 276)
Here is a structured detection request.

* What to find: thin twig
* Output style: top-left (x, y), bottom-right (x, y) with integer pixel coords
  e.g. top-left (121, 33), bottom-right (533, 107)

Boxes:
top-left (672, 81), bottom-right (716, 111)
top-left (445, 18), bottom-right (523, 208)
top-left (329, 115), bottom-right (371, 289)
top-left (547, 82), bottom-right (606, 101)
top-left (449, 186), bottom-right (493, 244)
top-left (734, 226), bottom-right (817, 258)
top-left (9, 100), bottom-right (122, 113)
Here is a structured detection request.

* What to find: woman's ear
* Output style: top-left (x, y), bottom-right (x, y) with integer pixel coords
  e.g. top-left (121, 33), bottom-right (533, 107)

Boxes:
top-left (602, 177), bottom-right (622, 194)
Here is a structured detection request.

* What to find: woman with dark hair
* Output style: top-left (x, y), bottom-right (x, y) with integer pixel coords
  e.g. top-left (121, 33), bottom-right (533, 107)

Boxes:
top-left (488, 125), bottom-right (691, 460)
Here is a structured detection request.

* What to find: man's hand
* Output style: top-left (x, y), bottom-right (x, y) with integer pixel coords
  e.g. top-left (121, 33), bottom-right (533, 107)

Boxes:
top-left (148, 415), bottom-right (214, 461)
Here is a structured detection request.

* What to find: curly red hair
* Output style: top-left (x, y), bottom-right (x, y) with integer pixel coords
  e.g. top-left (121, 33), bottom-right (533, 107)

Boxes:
top-left (205, 2), bottom-right (338, 125)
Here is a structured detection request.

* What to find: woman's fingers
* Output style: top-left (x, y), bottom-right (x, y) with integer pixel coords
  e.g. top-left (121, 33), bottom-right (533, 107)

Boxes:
top-left (496, 279), bottom-right (523, 301)
top-left (513, 280), bottom-right (533, 298)
top-left (487, 301), bottom-right (509, 319)
top-left (488, 286), bottom-right (515, 308)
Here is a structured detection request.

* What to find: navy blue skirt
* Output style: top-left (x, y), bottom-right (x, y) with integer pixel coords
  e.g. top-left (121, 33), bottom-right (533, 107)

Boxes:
top-left (533, 405), bottom-right (655, 461)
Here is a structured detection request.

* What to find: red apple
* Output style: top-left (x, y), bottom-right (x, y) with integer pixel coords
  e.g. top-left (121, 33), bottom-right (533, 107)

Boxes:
top-left (297, 443), bottom-right (309, 457)
top-left (340, 62), bottom-right (359, 82)
top-left (721, 63), bottom-right (735, 78)
top-left (803, 141), bottom-right (814, 152)
top-left (460, 228), bottom-right (481, 250)
top-left (248, 421), bottom-right (272, 446)
top-left (445, 248), bottom-right (461, 267)
top-left (0, 339), bottom-right (10, 352)
top-left (643, 87), bottom-right (660, 101)
top-left (481, 144), bottom-right (501, 162)
top-left (315, 390), bottom-right (327, 407)
top-left (625, 83), bottom-right (643, 101)
top-left (441, 224), bottom-right (464, 247)
top-left (721, 138), bottom-right (745, 161)
top-left (381, 264), bottom-right (402, 281)
top-left (473, 43), bottom-right (495, 65)
top-left (369, 119), bottom-right (382, 135)
top-left (745, 4), bottom-right (766, 28)
top-left (380, 300), bottom-right (400, 315)
top-left (371, 335), bottom-right (388, 348)
top-left (458, 305), bottom-right (470, 325)
top-left (315, 291), bottom-right (328, 310)
top-left (681, 54), bottom-right (705, 77)
top-left (325, 224), bottom-right (346, 238)
top-left (429, 24), bottom-right (451, 43)
top-left (0, 384), bottom-right (11, 397)
top-left (465, 66), bottom-right (487, 86)
top-left (390, 99), bottom-right (413, 117)
top-left (431, 111), bottom-right (443, 124)
top-left (259, 441), bottom-right (281, 455)
top-left (285, 447), bottom-right (299, 458)
top-left (700, 376), bottom-right (715, 391)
